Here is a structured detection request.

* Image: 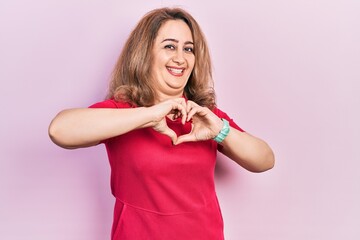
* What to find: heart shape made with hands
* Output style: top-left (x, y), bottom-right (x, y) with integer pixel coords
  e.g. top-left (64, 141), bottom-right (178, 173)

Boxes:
top-left (153, 100), bottom-right (223, 145)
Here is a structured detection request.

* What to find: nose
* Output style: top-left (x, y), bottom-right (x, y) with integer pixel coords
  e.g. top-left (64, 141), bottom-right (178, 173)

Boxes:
top-left (172, 49), bottom-right (185, 65)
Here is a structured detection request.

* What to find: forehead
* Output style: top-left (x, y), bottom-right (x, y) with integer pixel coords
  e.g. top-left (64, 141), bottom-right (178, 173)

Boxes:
top-left (156, 20), bottom-right (193, 42)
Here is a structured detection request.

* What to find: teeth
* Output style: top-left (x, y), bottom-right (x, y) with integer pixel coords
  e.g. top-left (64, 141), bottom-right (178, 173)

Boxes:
top-left (167, 67), bottom-right (183, 74)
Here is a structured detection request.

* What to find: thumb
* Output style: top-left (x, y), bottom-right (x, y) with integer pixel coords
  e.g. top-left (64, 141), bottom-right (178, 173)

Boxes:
top-left (174, 133), bottom-right (196, 145)
top-left (160, 127), bottom-right (178, 145)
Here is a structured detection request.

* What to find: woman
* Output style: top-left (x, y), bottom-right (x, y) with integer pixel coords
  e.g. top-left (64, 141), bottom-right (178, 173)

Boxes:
top-left (49, 7), bottom-right (274, 240)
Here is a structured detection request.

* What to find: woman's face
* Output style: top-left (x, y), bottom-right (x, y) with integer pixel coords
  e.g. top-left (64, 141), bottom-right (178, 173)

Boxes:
top-left (151, 20), bottom-right (195, 101)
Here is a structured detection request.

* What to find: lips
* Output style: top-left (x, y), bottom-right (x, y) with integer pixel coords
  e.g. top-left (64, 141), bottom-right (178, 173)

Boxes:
top-left (167, 66), bottom-right (185, 76)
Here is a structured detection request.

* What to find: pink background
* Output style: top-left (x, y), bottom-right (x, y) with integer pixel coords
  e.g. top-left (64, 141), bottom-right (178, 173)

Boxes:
top-left (1, 0), bottom-right (359, 239)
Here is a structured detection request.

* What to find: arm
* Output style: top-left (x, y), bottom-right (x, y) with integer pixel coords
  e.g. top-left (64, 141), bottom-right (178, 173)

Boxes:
top-left (48, 107), bottom-right (152, 149)
top-left (48, 98), bottom-right (187, 149)
top-left (175, 101), bottom-right (275, 172)
top-left (219, 128), bottom-right (275, 172)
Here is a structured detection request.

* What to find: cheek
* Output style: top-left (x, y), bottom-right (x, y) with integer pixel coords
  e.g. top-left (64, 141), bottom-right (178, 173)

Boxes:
top-left (185, 52), bottom-right (194, 62)
top-left (152, 51), bottom-right (168, 66)
top-left (189, 56), bottom-right (195, 70)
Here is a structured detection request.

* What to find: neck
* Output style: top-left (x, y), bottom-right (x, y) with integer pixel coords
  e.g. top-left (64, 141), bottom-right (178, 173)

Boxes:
top-left (155, 91), bottom-right (184, 104)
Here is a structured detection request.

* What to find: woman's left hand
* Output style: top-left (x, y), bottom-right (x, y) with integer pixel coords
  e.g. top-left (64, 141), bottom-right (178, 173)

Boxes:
top-left (174, 101), bottom-right (224, 145)
top-left (175, 101), bottom-right (275, 172)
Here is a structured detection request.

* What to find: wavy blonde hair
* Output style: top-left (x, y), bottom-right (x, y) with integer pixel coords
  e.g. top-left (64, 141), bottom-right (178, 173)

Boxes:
top-left (107, 7), bottom-right (216, 109)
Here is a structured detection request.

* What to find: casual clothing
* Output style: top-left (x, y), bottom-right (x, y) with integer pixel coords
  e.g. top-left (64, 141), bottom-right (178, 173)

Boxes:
top-left (90, 99), bottom-right (243, 240)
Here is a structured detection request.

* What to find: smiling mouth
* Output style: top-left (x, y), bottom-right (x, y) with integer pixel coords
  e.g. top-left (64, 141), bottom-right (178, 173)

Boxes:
top-left (167, 67), bottom-right (185, 76)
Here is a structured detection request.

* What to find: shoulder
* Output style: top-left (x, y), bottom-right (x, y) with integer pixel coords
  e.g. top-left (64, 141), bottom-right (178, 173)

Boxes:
top-left (212, 106), bottom-right (227, 118)
top-left (89, 99), bottom-right (134, 109)
top-left (212, 106), bottom-right (244, 132)
top-left (212, 106), bottom-right (234, 120)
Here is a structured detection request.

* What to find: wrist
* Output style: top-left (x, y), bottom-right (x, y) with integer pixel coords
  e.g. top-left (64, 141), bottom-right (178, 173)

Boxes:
top-left (213, 118), bottom-right (230, 143)
top-left (138, 106), bottom-right (158, 128)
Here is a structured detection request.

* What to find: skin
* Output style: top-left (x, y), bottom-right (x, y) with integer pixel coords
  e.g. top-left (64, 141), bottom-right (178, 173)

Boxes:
top-left (150, 20), bottom-right (195, 102)
top-left (48, 20), bottom-right (275, 172)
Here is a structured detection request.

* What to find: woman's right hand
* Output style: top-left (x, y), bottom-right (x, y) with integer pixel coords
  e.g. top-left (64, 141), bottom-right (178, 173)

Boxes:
top-left (146, 98), bottom-right (187, 144)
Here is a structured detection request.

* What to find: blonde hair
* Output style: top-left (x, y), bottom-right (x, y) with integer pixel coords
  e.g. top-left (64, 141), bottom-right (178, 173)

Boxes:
top-left (107, 7), bottom-right (216, 109)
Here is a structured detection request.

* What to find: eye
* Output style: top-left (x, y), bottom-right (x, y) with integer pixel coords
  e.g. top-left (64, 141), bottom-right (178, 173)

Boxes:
top-left (184, 47), bottom-right (194, 53)
top-left (164, 44), bottom-right (176, 50)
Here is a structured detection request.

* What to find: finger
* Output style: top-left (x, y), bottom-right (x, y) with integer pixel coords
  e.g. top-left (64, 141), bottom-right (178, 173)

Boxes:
top-left (173, 99), bottom-right (187, 124)
top-left (187, 105), bottom-right (206, 121)
top-left (161, 127), bottom-right (178, 144)
top-left (174, 133), bottom-right (196, 145)
top-left (173, 97), bottom-right (186, 108)
top-left (179, 98), bottom-right (188, 124)
top-left (179, 97), bottom-right (187, 109)
top-left (172, 110), bottom-right (180, 120)
top-left (186, 100), bottom-right (197, 113)
top-left (186, 101), bottom-right (197, 121)
top-left (174, 104), bottom-right (187, 124)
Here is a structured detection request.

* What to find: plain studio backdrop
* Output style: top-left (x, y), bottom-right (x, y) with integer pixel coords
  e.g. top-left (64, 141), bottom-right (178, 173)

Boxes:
top-left (1, 0), bottom-right (359, 239)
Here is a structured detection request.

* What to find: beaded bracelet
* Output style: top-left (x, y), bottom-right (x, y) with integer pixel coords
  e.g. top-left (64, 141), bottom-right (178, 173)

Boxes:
top-left (213, 119), bottom-right (230, 143)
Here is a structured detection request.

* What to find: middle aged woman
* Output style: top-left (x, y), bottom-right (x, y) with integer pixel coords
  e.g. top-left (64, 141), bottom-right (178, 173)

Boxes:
top-left (49, 7), bottom-right (275, 240)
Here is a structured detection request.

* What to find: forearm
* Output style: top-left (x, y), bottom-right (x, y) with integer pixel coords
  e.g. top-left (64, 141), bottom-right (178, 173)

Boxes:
top-left (220, 127), bottom-right (275, 172)
top-left (48, 107), bottom-right (152, 149)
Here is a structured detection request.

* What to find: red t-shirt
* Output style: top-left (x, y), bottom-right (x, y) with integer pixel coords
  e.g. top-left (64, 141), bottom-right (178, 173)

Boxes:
top-left (90, 99), bottom-right (243, 240)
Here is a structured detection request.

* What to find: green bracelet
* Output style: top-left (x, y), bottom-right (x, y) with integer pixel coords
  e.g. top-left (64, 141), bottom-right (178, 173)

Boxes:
top-left (213, 119), bottom-right (230, 143)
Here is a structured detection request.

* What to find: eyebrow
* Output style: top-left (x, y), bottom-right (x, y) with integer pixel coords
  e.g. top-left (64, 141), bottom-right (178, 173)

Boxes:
top-left (161, 38), bottom-right (194, 45)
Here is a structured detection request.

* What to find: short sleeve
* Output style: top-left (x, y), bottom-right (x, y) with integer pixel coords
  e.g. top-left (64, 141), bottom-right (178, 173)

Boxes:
top-left (213, 107), bottom-right (244, 132)
top-left (88, 99), bottom-right (133, 144)
top-left (89, 99), bottom-right (133, 109)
